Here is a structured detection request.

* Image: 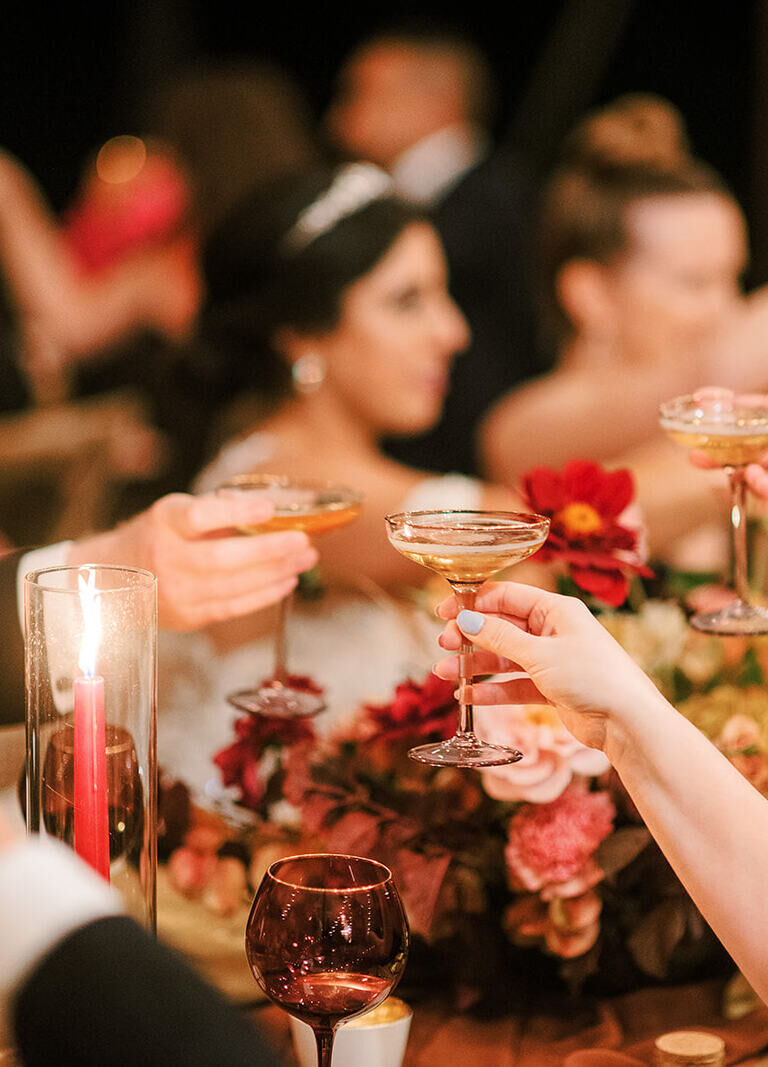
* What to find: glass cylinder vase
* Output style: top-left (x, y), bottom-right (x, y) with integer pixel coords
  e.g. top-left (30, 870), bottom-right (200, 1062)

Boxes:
top-left (24, 565), bottom-right (157, 930)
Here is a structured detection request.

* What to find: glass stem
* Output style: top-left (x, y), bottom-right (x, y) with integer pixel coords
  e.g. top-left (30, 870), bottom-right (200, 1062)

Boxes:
top-left (454, 587), bottom-right (479, 739)
top-left (728, 466), bottom-right (751, 605)
top-left (272, 594), bottom-right (291, 685)
top-left (314, 1026), bottom-right (335, 1067)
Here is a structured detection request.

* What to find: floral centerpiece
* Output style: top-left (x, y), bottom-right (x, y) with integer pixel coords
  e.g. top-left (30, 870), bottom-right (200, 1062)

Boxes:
top-left (161, 461), bottom-right (768, 1007)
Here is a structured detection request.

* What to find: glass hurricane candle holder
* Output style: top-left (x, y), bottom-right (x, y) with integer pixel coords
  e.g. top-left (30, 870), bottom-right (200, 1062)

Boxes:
top-left (24, 565), bottom-right (157, 929)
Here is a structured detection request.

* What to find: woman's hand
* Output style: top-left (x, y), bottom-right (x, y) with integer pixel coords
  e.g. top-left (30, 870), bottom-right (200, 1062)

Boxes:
top-left (690, 449), bottom-right (768, 498)
top-left (67, 492), bottom-right (318, 631)
top-left (433, 582), bottom-right (663, 753)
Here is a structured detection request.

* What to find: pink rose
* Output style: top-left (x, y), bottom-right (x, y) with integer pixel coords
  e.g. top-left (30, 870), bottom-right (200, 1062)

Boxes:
top-left (505, 784), bottom-right (615, 894)
top-left (716, 714), bottom-right (768, 793)
top-left (476, 706), bottom-right (609, 804)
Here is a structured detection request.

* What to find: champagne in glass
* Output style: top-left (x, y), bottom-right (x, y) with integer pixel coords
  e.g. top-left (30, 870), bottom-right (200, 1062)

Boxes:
top-left (385, 509), bottom-right (550, 767)
top-left (218, 475), bottom-right (363, 717)
top-left (246, 853), bottom-right (409, 1067)
top-left (660, 388), bottom-right (768, 634)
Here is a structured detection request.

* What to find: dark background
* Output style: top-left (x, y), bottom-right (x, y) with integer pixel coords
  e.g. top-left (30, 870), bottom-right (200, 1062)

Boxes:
top-left (2, 1), bottom-right (766, 276)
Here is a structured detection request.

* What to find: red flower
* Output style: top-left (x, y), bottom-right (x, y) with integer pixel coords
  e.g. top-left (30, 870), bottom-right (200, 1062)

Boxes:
top-left (522, 459), bottom-right (652, 607)
top-left (213, 680), bottom-right (320, 810)
top-left (363, 673), bottom-right (457, 742)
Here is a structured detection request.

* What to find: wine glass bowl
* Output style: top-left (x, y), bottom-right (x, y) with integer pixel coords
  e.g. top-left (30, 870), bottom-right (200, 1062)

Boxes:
top-left (218, 475), bottom-right (363, 717)
top-left (41, 718), bottom-right (143, 864)
top-left (385, 509), bottom-right (550, 767)
top-left (660, 388), bottom-right (768, 634)
top-left (245, 853), bottom-right (409, 1067)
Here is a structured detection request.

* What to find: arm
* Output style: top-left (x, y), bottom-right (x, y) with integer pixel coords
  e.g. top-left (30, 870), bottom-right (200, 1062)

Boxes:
top-left (66, 491), bottom-right (317, 631)
top-left (0, 824), bottom-right (280, 1066)
top-left (0, 151), bottom-right (198, 365)
top-left (434, 582), bottom-right (768, 1003)
top-left (0, 493), bottom-right (317, 726)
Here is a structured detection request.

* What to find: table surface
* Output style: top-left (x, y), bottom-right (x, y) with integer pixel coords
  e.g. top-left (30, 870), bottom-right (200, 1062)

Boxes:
top-left (251, 978), bottom-right (768, 1066)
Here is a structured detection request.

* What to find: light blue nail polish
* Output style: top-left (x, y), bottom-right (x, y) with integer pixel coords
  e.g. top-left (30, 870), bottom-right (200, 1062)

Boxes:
top-left (457, 609), bottom-right (484, 635)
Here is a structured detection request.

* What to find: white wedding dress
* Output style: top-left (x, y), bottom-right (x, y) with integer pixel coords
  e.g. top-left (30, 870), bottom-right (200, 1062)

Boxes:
top-left (157, 434), bottom-right (484, 800)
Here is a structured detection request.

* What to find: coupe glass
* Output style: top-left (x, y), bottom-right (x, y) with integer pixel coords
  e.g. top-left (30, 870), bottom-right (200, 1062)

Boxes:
top-left (385, 509), bottom-right (550, 767)
top-left (245, 853), bottom-right (409, 1067)
top-left (660, 388), bottom-right (768, 634)
top-left (218, 475), bottom-right (362, 717)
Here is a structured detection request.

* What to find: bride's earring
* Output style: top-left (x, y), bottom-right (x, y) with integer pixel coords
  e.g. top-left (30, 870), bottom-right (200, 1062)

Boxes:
top-left (292, 352), bottom-right (326, 394)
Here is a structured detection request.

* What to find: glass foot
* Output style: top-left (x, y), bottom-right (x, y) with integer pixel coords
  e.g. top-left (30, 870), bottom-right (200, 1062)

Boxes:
top-left (408, 733), bottom-right (523, 768)
top-left (228, 683), bottom-right (325, 718)
top-left (690, 600), bottom-right (768, 635)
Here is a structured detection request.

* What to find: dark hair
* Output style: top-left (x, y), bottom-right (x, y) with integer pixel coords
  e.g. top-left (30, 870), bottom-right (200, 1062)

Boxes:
top-left (536, 94), bottom-right (734, 350)
top-left (200, 167), bottom-right (423, 397)
top-left (145, 60), bottom-right (320, 237)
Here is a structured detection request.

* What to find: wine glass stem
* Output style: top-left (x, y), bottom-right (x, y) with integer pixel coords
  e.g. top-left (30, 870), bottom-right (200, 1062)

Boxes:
top-left (728, 466), bottom-right (751, 605)
top-left (272, 594), bottom-right (291, 685)
top-left (314, 1026), bottom-right (335, 1067)
top-left (454, 587), bottom-right (478, 738)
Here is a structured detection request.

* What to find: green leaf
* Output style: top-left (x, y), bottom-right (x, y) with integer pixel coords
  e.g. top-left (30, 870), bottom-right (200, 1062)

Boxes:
top-left (627, 899), bottom-right (687, 978)
top-left (596, 826), bottom-right (652, 880)
top-left (738, 646), bottom-right (764, 687)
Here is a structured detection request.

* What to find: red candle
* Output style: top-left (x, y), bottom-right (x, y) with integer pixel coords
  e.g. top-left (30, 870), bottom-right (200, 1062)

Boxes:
top-left (74, 673), bottom-right (110, 880)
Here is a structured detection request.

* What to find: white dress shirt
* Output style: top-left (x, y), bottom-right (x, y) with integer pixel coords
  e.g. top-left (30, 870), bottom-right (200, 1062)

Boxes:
top-left (391, 122), bottom-right (489, 207)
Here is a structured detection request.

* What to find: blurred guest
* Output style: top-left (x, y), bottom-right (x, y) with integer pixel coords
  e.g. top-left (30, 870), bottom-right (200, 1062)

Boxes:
top-left (157, 163), bottom-right (521, 788)
top-left (145, 60), bottom-right (323, 240)
top-left (0, 147), bottom-right (199, 407)
top-left (327, 24), bottom-right (547, 476)
top-left (76, 61), bottom-right (324, 502)
top-left (480, 94), bottom-right (768, 559)
top-left (196, 162), bottom-right (517, 589)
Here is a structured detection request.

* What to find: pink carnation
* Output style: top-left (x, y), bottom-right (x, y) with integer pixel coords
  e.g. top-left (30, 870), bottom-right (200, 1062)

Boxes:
top-left (505, 784), bottom-right (615, 893)
top-left (476, 705), bottom-right (609, 804)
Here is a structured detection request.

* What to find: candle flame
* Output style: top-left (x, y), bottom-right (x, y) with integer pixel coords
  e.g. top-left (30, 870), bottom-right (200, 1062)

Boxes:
top-left (78, 570), bottom-right (102, 677)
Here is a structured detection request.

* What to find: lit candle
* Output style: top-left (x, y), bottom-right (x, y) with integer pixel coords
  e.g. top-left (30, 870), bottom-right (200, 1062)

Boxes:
top-left (74, 570), bottom-right (110, 880)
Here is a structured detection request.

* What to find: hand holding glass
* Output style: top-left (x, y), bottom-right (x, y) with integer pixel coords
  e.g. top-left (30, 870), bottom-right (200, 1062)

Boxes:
top-left (660, 388), bottom-right (768, 634)
top-left (218, 475), bottom-right (362, 717)
top-left (385, 509), bottom-right (549, 767)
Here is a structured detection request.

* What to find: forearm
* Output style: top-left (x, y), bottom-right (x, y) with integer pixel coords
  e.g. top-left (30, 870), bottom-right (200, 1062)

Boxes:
top-left (606, 689), bottom-right (768, 1000)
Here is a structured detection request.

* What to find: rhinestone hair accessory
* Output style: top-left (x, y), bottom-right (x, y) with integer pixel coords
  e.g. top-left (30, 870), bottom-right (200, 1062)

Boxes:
top-left (281, 163), bottom-right (394, 254)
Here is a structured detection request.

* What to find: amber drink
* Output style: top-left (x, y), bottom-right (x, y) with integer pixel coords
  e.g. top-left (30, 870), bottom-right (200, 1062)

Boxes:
top-left (660, 388), bottom-right (768, 634)
top-left (219, 475), bottom-right (363, 716)
top-left (385, 510), bottom-right (549, 767)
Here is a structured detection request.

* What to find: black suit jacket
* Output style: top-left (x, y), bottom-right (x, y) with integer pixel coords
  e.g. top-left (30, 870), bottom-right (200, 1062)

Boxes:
top-left (13, 915), bottom-right (282, 1066)
top-left (384, 150), bottom-right (551, 477)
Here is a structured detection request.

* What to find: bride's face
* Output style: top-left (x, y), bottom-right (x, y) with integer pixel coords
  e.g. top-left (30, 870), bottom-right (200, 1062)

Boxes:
top-left (313, 221), bottom-right (470, 435)
top-left (602, 191), bottom-right (747, 364)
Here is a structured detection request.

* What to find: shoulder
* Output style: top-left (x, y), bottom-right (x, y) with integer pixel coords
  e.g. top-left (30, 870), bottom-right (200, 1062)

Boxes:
top-left (398, 473), bottom-right (486, 512)
top-left (192, 431), bottom-right (278, 493)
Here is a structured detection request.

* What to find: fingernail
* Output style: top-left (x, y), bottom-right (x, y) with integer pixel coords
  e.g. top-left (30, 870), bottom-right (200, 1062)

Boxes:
top-left (457, 609), bottom-right (484, 634)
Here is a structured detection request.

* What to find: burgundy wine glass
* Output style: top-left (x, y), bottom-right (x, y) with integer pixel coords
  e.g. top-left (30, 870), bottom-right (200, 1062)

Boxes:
top-left (245, 853), bottom-right (409, 1067)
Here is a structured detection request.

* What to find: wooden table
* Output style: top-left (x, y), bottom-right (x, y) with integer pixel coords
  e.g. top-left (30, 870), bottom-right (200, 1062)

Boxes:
top-left (250, 978), bottom-right (768, 1066)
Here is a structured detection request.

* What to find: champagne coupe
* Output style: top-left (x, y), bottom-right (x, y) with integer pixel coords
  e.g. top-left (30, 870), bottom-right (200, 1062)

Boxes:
top-left (385, 509), bottom-right (550, 767)
top-left (218, 475), bottom-right (363, 717)
top-left (660, 388), bottom-right (768, 634)
top-left (245, 853), bottom-right (409, 1067)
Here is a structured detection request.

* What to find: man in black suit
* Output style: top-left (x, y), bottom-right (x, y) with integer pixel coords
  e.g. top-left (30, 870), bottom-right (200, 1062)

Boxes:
top-left (327, 26), bottom-right (550, 476)
top-left (0, 824), bottom-right (282, 1065)
top-left (0, 486), bottom-right (319, 1061)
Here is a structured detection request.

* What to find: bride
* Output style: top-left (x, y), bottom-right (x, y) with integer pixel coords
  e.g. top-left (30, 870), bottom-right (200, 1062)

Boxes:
top-left (158, 163), bottom-right (519, 795)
